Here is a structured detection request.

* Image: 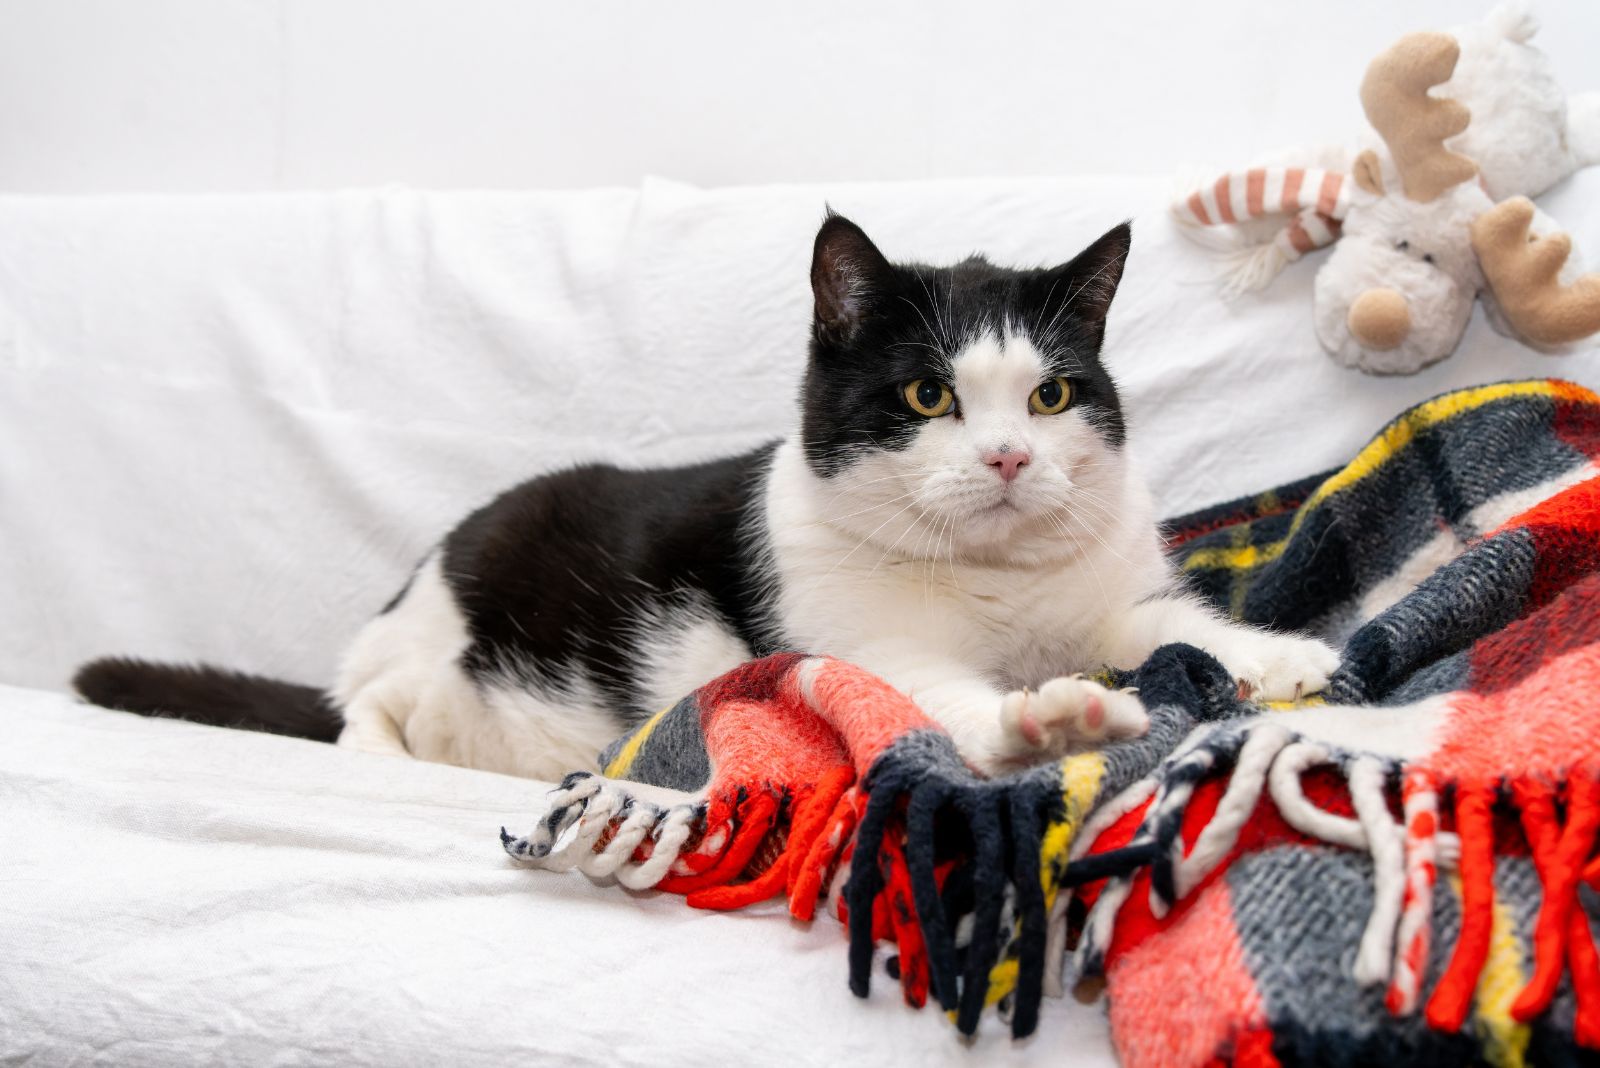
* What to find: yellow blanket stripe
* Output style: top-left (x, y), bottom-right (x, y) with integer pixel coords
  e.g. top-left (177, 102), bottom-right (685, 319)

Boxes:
top-left (602, 704), bottom-right (673, 778)
top-left (981, 959), bottom-right (1020, 1010)
top-left (1455, 874), bottom-right (1532, 1068)
top-left (1043, 753), bottom-right (1110, 903)
top-left (1262, 694), bottom-right (1327, 712)
top-left (977, 752), bottom-right (1107, 1010)
top-left (1183, 380), bottom-right (1562, 576)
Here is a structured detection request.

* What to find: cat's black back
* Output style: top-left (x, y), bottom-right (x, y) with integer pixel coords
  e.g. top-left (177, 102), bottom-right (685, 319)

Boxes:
top-left (439, 441), bottom-right (782, 721)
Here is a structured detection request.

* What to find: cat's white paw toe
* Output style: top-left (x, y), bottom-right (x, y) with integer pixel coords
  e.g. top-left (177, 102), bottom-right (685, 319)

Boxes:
top-left (1000, 675), bottom-right (1148, 758)
top-left (1212, 631), bottom-right (1340, 702)
top-left (1260, 636), bottom-right (1341, 701)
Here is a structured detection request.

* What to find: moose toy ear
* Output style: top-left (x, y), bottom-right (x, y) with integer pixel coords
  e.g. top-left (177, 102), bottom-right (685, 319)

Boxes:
top-left (810, 213), bottom-right (895, 344)
top-left (1353, 150), bottom-right (1386, 196)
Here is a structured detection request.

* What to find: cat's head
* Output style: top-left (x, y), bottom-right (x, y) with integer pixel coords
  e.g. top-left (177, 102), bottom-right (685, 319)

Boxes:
top-left (799, 212), bottom-right (1133, 563)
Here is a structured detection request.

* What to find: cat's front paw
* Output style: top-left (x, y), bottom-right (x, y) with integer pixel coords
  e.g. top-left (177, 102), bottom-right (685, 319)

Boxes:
top-left (1206, 629), bottom-right (1340, 702)
top-left (998, 675), bottom-right (1149, 760)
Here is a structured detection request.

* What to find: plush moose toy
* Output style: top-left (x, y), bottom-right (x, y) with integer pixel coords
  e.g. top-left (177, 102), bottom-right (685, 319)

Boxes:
top-left (1175, 4), bottom-right (1600, 374)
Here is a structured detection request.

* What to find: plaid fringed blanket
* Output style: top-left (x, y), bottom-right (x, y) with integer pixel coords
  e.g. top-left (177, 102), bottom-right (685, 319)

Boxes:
top-left (504, 378), bottom-right (1600, 1064)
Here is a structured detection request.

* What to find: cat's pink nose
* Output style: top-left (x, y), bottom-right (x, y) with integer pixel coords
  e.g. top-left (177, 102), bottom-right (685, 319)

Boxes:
top-left (983, 448), bottom-right (1030, 483)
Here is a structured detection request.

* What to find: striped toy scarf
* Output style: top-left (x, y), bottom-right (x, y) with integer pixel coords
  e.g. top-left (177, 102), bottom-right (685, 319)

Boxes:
top-left (1173, 166), bottom-right (1352, 296)
top-left (504, 378), bottom-right (1600, 1064)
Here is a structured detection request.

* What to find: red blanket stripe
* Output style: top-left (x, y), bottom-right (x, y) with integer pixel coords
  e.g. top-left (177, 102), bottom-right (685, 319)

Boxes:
top-left (1518, 478), bottom-right (1600, 611)
top-left (1554, 381), bottom-right (1600, 458)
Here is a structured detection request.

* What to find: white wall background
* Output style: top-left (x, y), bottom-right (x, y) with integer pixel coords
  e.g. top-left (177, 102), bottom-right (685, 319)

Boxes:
top-left (4, 0), bottom-right (1600, 193)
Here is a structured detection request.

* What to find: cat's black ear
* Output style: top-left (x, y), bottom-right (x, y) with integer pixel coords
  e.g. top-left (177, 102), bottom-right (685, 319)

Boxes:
top-left (811, 212), bottom-right (894, 344)
top-left (1043, 222), bottom-right (1132, 342)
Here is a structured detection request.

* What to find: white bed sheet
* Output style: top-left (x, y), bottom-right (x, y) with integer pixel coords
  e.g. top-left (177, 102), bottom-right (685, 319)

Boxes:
top-left (2, 174), bottom-right (1598, 1064)
top-left (0, 686), bottom-right (1115, 1066)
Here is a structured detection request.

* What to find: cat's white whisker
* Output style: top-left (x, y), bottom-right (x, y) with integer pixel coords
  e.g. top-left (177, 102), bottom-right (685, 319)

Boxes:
top-left (800, 497), bottom-right (924, 596)
top-left (810, 489), bottom-right (921, 527)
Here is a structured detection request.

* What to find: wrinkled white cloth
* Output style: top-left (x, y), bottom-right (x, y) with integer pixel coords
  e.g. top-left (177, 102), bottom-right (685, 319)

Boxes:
top-left (5, 175), bottom-right (1597, 691)
top-left (0, 685), bottom-right (1117, 1066)
top-left (1, 175), bottom-right (1597, 1065)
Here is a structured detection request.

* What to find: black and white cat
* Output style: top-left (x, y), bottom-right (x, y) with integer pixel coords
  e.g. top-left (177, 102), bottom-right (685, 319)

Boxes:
top-left (77, 214), bottom-right (1339, 777)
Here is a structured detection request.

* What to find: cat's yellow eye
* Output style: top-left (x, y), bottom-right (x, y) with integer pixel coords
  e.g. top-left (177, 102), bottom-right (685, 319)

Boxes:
top-left (903, 379), bottom-right (955, 418)
top-left (1029, 377), bottom-right (1073, 415)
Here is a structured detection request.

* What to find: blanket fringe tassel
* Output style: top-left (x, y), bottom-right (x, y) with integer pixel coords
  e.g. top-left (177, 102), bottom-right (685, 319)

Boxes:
top-left (508, 727), bottom-right (1600, 1044)
top-left (1069, 725), bottom-right (1600, 1047)
top-left (502, 766), bottom-right (863, 923)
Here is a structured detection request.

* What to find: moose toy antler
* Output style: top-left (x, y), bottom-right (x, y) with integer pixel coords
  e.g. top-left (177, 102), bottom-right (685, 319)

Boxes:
top-left (1473, 197), bottom-right (1600, 347)
top-left (1174, 3), bottom-right (1600, 375)
top-left (1354, 33), bottom-right (1476, 204)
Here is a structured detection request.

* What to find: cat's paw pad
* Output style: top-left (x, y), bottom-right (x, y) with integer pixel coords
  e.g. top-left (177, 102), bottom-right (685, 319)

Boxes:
top-left (1212, 632), bottom-right (1340, 702)
top-left (1000, 675), bottom-right (1148, 756)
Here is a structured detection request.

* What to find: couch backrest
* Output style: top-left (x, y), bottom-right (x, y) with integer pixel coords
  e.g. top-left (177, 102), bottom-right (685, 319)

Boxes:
top-left (4, 175), bottom-right (1595, 689)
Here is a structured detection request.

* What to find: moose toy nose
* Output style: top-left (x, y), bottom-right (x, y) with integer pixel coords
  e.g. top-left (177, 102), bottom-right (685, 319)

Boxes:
top-left (983, 448), bottom-right (1030, 483)
top-left (1348, 287), bottom-right (1411, 350)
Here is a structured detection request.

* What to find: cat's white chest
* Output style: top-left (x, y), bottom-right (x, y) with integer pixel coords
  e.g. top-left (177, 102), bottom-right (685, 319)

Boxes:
top-left (956, 568), bottom-right (1113, 686)
top-left (772, 522), bottom-right (1119, 687)
top-left (764, 434), bottom-right (1167, 693)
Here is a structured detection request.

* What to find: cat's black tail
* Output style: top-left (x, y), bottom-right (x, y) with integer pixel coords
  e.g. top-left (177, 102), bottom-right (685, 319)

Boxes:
top-left (73, 658), bottom-right (342, 743)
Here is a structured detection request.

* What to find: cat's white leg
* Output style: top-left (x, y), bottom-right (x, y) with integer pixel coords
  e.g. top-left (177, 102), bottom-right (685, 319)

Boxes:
top-left (859, 654), bottom-right (1013, 771)
top-left (1101, 593), bottom-right (1340, 701)
top-left (851, 642), bottom-right (1146, 774)
top-left (332, 551), bottom-right (470, 762)
top-left (337, 684), bottom-right (413, 758)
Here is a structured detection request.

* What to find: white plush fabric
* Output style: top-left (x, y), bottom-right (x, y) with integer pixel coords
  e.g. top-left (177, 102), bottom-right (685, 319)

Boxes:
top-left (1305, 5), bottom-right (1600, 374)
top-left (2, 174), bottom-right (1598, 1065)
